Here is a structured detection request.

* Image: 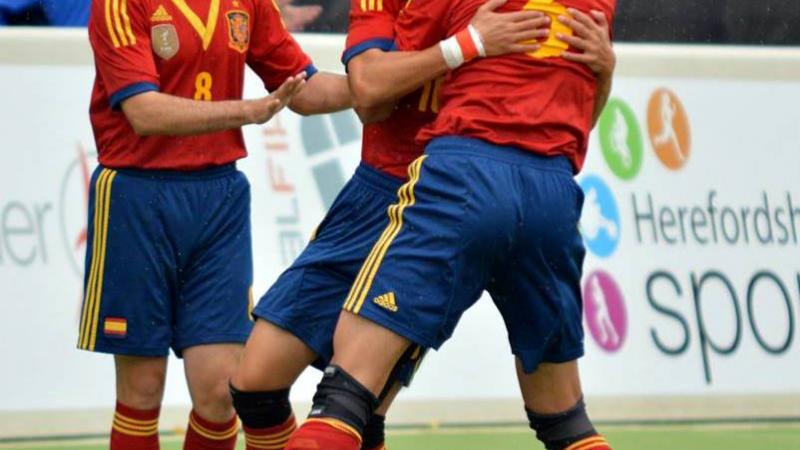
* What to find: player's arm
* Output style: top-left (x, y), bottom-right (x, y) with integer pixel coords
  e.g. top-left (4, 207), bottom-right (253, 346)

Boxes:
top-left (287, 71), bottom-right (351, 116)
top-left (348, 0), bottom-right (550, 109)
top-left (89, 0), bottom-right (301, 137)
top-left (248, 0), bottom-right (350, 116)
top-left (121, 75), bottom-right (306, 136)
top-left (559, 9), bottom-right (616, 128)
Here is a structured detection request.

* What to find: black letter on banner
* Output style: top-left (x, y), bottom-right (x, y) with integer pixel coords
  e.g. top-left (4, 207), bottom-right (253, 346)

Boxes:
top-left (647, 271), bottom-right (690, 355)
top-left (691, 271), bottom-right (742, 384)
top-left (747, 271), bottom-right (794, 355)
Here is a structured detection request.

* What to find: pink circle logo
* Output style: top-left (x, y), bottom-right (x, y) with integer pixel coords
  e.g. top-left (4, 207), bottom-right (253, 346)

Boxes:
top-left (583, 270), bottom-right (627, 353)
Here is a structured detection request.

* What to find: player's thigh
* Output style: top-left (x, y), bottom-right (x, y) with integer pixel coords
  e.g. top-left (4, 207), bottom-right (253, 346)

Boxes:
top-left (331, 311), bottom-right (413, 395)
top-left (516, 359), bottom-right (583, 414)
top-left (173, 172), bottom-right (254, 355)
top-left (250, 166), bottom-right (404, 379)
top-left (490, 164), bottom-right (586, 374)
top-left (183, 343), bottom-right (243, 409)
top-left (232, 319), bottom-right (317, 391)
top-left (115, 355), bottom-right (168, 409)
top-left (78, 167), bottom-right (175, 357)
top-left (341, 150), bottom-right (503, 360)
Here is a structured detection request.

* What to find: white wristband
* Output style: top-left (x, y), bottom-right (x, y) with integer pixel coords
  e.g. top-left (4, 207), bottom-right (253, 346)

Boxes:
top-left (439, 35), bottom-right (464, 69)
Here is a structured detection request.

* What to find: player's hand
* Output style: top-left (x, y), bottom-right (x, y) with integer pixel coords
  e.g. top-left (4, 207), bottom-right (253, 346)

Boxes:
top-left (247, 72), bottom-right (307, 124)
top-left (470, 0), bottom-right (550, 57)
top-left (558, 9), bottom-right (615, 77)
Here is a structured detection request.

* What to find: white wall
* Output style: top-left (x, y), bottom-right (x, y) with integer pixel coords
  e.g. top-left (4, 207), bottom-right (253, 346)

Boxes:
top-left (1, 29), bottom-right (800, 430)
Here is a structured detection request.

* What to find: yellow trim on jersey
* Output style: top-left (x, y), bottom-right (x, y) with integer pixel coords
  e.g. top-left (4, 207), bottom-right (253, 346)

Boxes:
top-left (304, 418), bottom-right (362, 444)
top-left (120, 0), bottom-right (137, 45)
top-left (78, 169), bottom-right (117, 351)
top-left (104, 0), bottom-right (121, 48)
top-left (360, 0), bottom-right (382, 11)
top-left (171, 0), bottom-right (220, 50)
top-left (189, 415), bottom-right (239, 440)
top-left (343, 156), bottom-right (426, 314)
top-left (111, 0), bottom-right (129, 46)
top-left (269, 0), bottom-right (287, 28)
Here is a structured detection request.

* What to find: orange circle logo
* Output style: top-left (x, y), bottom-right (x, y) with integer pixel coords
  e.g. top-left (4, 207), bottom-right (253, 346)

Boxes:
top-left (647, 89), bottom-right (691, 170)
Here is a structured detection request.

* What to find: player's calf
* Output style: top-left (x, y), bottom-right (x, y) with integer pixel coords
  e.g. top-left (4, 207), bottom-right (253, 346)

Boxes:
top-left (527, 399), bottom-right (611, 450)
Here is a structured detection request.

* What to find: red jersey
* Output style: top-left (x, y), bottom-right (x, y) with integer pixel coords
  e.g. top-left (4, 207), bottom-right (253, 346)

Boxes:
top-left (342, 0), bottom-right (436, 180)
top-left (89, 0), bottom-right (315, 171)
top-left (395, 0), bottom-right (616, 172)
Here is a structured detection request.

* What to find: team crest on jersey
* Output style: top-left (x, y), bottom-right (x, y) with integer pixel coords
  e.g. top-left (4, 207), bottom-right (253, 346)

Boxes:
top-left (151, 24), bottom-right (180, 60)
top-left (226, 11), bottom-right (250, 53)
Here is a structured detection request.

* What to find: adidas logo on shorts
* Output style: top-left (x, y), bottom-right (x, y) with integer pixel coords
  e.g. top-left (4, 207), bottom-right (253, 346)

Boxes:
top-left (373, 292), bottom-right (398, 312)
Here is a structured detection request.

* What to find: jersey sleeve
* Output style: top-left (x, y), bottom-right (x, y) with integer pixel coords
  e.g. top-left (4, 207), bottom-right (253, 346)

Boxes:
top-left (393, 0), bottom-right (452, 52)
top-left (88, 0), bottom-right (159, 109)
top-left (247, 0), bottom-right (317, 93)
top-left (341, 0), bottom-right (400, 67)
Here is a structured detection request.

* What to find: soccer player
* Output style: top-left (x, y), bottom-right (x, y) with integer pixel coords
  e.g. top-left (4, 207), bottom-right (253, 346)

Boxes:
top-left (284, 1), bottom-right (618, 450)
top-left (79, 0), bottom-right (352, 449)
top-left (228, 1), bottom-right (551, 449)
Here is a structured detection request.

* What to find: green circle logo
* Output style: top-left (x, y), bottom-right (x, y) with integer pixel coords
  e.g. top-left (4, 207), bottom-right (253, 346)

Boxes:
top-left (599, 98), bottom-right (644, 181)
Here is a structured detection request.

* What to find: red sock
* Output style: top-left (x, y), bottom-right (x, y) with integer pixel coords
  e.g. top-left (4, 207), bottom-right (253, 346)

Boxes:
top-left (285, 419), bottom-right (362, 450)
top-left (183, 410), bottom-right (239, 450)
top-left (110, 401), bottom-right (160, 450)
top-left (242, 414), bottom-right (297, 450)
top-left (564, 435), bottom-right (612, 450)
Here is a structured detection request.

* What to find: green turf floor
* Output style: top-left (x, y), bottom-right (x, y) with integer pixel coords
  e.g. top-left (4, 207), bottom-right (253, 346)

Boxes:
top-left (3, 425), bottom-right (800, 450)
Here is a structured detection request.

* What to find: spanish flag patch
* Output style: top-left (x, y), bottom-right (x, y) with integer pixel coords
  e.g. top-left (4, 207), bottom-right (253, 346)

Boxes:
top-left (104, 317), bottom-right (128, 338)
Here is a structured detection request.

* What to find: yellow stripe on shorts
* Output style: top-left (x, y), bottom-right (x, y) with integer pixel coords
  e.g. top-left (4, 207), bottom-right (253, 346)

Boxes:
top-left (78, 169), bottom-right (117, 350)
top-left (343, 156), bottom-right (426, 314)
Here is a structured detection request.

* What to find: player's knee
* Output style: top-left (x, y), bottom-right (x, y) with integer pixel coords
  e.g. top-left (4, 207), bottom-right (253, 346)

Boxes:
top-left (117, 367), bottom-right (166, 409)
top-left (308, 365), bottom-right (379, 434)
top-left (192, 379), bottom-right (235, 421)
top-left (527, 398), bottom-right (602, 450)
top-left (230, 383), bottom-right (293, 428)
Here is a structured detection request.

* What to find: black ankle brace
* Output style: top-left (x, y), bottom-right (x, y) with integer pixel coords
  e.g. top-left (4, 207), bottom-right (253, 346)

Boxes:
top-left (308, 365), bottom-right (380, 434)
top-left (526, 398), bottom-right (597, 450)
top-left (361, 414), bottom-right (386, 450)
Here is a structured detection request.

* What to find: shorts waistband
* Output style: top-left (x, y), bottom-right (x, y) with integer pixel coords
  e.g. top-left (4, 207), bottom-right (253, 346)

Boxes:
top-left (104, 163), bottom-right (238, 180)
top-left (353, 163), bottom-right (404, 196)
top-left (427, 136), bottom-right (573, 175)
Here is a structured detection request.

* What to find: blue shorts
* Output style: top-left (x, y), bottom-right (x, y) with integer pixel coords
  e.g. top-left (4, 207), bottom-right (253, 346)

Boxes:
top-left (76, 164), bottom-right (253, 357)
top-left (253, 163), bottom-right (426, 380)
top-left (342, 137), bottom-right (587, 373)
